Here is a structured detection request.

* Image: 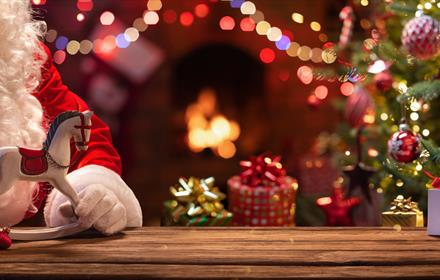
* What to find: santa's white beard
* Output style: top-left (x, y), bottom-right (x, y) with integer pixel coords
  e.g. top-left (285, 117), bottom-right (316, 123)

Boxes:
top-left (0, 0), bottom-right (47, 226)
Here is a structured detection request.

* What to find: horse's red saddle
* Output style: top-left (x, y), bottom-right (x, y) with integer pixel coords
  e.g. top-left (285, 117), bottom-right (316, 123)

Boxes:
top-left (18, 147), bottom-right (48, 176)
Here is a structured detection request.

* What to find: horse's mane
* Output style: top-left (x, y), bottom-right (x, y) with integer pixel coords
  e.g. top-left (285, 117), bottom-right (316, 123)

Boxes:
top-left (43, 111), bottom-right (82, 149)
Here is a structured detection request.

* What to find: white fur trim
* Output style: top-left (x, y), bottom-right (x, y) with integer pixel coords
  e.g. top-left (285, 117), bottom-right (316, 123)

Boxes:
top-left (44, 165), bottom-right (142, 228)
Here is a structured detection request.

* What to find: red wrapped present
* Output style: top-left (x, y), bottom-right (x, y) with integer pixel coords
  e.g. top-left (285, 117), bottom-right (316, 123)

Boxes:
top-left (228, 154), bottom-right (298, 226)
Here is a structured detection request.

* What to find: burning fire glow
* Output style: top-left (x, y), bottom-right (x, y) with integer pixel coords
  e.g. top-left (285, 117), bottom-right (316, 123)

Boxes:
top-left (186, 88), bottom-right (240, 159)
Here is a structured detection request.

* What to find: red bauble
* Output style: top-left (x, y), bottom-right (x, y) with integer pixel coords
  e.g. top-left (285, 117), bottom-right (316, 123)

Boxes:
top-left (345, 86), bottom-right (375, 128)
top-left (388, 124), bottom-right (421, 163)
top-left (316, 185), bottom-right (360, 226)
top-left (401, 15), bottom-right (440, 60)
top-left (374, 71), bottom-right (393, 92)
top-left (0, 229), bottom-right (11, 250)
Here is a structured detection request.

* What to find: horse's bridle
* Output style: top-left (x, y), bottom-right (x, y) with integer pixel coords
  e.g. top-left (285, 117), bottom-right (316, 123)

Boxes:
top-left (73, 113), bottom-right (92, 147)
top-left (45, 113), bottom-right (92, 169)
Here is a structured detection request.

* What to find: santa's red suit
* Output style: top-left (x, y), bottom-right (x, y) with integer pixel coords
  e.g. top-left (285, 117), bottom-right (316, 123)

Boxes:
top-left (0, 1), bottom-right (142, 234)
top-left (36, 45), bottom-right (142, 233)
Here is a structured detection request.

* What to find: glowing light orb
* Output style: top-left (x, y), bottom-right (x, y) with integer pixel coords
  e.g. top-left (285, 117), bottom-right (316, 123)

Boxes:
top-left (220, 16), bottom-right (235, 30)
top-left (275, 35), bottom-right (291, 51)
top-left (240, 17), bottom-right (255, 32)
top-left (297, 66), bottom-right (313, 84)
top-left (180, 12), bottom-right (194, 27)
top-left (143, 11), bottom-right (159, 25)
top-left (100, 11), bottom-right (115, 26)
top-left (259, 48), bottom-right (275, 64)
top-left (267, 27), bottom-right (282, 41)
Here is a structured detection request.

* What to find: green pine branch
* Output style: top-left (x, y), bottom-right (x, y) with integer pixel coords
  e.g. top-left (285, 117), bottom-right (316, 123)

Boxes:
top-left (422, 139), bottom-right (440, 164)
top-left (398, 80), bottom-right (440, 102)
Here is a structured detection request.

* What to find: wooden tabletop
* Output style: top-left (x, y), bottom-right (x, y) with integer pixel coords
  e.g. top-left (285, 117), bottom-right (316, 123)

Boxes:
top-left (1, 227), bottom-right (440, 279)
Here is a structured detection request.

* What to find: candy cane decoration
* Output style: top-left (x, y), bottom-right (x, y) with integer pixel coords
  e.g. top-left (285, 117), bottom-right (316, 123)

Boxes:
top-left (339, 6), bottom-right (355, 49)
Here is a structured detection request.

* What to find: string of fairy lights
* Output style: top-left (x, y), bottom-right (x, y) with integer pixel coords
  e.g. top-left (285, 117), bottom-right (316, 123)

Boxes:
top-left (35, 0), bottom-right (334, 66)
top-left (34, 0), bottom-right (374, 103)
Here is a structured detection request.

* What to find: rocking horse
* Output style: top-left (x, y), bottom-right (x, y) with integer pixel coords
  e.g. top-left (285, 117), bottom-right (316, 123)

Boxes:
top-left (0, 110), bottom-right (94, 241)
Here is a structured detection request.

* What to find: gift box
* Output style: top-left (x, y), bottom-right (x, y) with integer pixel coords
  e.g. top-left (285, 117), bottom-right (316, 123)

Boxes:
top-left (162, 177), bottom-right (233, 227)
top-left (428, 189), bottom-right (440, 235)
top-left (228, 154), bottom-right (298, 226)
top-left (382, 195), bottom-right (424, 227)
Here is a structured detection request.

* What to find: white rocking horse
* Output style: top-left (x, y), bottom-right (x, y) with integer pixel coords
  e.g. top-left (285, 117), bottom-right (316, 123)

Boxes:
top-left (0, 110), bottom-right (94, 240)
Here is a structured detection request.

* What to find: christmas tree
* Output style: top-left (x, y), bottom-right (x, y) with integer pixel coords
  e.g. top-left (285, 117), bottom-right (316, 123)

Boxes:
top-left (319, 0), bottom-right (440, 216)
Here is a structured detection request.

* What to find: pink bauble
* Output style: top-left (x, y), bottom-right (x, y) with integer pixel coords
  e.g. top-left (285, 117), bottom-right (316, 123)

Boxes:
top-left (401, 15), bottom-right (440, 60)
top-left (345, 86), bottom-right (375, 128)
top-left (388, 124), bottom-right (421, 163)
top-left (374, 71), bottom-right (393, 92)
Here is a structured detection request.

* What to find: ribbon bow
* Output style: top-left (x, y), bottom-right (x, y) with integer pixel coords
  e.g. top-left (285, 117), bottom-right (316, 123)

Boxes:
top-left (239, 153), bottom-right (286, 187)
top-left (168, 177), bottom-right (226, 222)
top-left (389, 195), bottom-right (420, 213)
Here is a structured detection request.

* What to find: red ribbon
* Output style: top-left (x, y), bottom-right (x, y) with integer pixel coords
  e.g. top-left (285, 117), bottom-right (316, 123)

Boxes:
top-left (424, 170), bottom-right (440, 189)
top-left (239, 153), bottom-right (286, 187)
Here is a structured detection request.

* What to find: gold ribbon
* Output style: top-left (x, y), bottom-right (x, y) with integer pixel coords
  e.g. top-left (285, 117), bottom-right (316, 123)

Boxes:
top-left (168, 177), bottom-right (226, 222)
top-left (389, 195), bottom-right (420, 213)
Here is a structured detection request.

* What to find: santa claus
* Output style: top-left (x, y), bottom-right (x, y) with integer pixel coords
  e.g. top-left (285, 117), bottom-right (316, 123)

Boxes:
top-left (0, 1), bottom-right (142, 235)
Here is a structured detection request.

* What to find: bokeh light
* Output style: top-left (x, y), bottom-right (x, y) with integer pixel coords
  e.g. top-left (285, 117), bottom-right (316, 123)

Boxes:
top-left (297, 65), bottom-right (313, 84)
top-left (314, 85), bottom-right (328, 100)
top-left (76, 13), bottom-right (85, 22)
top-left (79, 40), bottom-right (94, 54)
top-left (220, 16), bottom-right (235, 30)
top-left (180, 12), bottom-right (194, 27)
top-left (259, 48), bottom-right (275, 64)
top-left (124, 27), bottom-right (140, 42)
top-left (291, 13), bottom-right (304, 23)
top-left (230, 0), bottom-right (245, 8)
top-left (298, 46), bottom-right (312, 61)
top-left (194, 3), bottom-right (210, 18)
top-left (116, 34), bottom-right (130, 48)
top-left (340, 82), bottom-right (354, 96)
top-left (133, 18), bottom-right (148, 32)
top-left (55, 36), bottom-right (69, 50)
top-left (275, 35), bottom-right (291, 51)
top-left (267, 27), bottom-right (282, 41)
top-left (256, 21), bottom-right (270, 35)
top-left (310, 21), bottom-right (321, 31)
top-left (286, 42), bottom-right (300, 57)
top-left (53, 50), bottom-right (66, 64)
top-left (77, 0), bottom-right (93, 12)
top-left (100, 11), bottom-right (115, 26)
top-left (66, 40), bottom-right (80, 55)
top-left (144, 11), bottom-right (159, 25)
top-left (147, 0), bottom-right (162, 11)
top-left (240, 1), bottom-right (256, 15)
top-left (240, 17), bottom-right (255, 32)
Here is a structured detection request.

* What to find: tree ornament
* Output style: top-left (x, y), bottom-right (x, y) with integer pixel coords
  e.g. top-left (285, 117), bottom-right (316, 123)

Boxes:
top-left (316, 184), bottom-right (360, 226)
top-left (0, 228), bottom-right (11, 250)
top-left (374, 71), bottom-right (393, 92)
top-left (401, 15), bottom-right (440, 60)
top-left (388, 123), bottom-right (421, 163)
top-left (345, 86), bottom-right (375, 128)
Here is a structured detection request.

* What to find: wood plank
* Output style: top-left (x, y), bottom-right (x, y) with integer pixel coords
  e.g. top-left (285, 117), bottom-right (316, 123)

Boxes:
top-left (1, 228), bottom-right (439, 266)
top-left (2, 227), bottom-right (440, 279)
top-left (1, 263), bottom-right (440, 279)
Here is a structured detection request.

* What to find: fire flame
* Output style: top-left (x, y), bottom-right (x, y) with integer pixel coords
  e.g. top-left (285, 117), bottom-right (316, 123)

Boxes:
top-left (186, 88), bottom-right (240, 159)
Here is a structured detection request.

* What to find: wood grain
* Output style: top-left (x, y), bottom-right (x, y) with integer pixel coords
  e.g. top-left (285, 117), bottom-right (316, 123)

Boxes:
top-left (1, 227), bottom-right (439, 279)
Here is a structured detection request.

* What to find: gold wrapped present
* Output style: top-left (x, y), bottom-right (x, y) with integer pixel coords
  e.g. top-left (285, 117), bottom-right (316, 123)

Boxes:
top-left (382, 195), bottom-right (424, 227)
top-left (162, 177), bottom-right (233, 226)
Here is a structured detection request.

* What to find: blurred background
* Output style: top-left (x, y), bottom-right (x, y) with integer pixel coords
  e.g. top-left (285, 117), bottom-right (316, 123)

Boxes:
top-left (34, 0), bottom-right (370, 226)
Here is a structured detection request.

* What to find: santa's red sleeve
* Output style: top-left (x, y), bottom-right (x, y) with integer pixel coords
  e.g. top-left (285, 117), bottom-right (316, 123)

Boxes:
top-left (33, 45), bottom-right (142, 228)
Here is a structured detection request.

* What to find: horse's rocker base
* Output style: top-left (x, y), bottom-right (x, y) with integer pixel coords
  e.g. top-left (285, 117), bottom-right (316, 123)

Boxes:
top-left (9, 222), bottom-right (86, 241)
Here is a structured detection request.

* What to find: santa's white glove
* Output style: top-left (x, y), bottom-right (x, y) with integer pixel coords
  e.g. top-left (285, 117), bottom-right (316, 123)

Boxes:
top-left (58, 184), bottom-right (127, 236)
